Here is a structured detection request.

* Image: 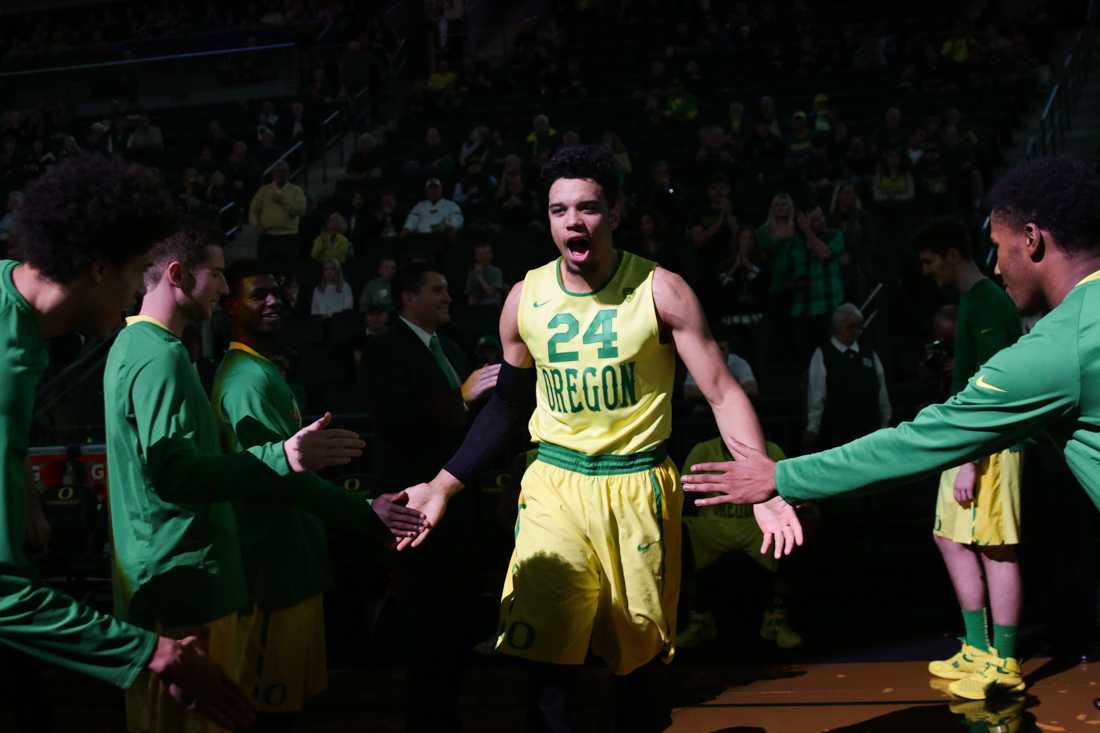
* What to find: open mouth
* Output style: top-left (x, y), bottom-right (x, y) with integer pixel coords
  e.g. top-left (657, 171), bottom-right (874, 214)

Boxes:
top-left (565, 236), bottom-right (592, 261)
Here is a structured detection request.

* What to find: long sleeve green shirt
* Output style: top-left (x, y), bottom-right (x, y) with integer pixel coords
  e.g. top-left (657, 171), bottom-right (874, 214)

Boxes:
top-left (777, 270), bottom-right (1100, 510)
top-left (106, 319), bottom-right (387, 628)
top-left (951, 277), bottom-right (1022, 395)
top-left (0, 260), bottom-right (155, 689)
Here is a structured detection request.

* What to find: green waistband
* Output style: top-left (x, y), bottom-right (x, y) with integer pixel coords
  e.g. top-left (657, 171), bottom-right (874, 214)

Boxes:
top-left (536, 442), bottom-right (667, 476)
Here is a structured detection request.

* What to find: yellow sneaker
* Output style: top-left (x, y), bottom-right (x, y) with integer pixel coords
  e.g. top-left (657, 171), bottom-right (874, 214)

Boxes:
top-left (947, 651), bottom-right (1025, 700)
top-left (929, 642), bottom-right (990, 680)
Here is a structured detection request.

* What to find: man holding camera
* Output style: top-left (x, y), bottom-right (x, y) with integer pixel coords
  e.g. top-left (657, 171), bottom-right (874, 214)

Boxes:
top-left (916, 219), bottom-right (1024, 698)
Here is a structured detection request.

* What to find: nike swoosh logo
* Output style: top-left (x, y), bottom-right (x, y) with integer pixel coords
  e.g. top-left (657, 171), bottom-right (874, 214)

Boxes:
top-left (975, 375), bottom-right (1007, 393)
top-left (637, 540), bottom-right (661, 553)
top-left (532, 300), bottom-right (548, 308)
top-left (979, 328), bottom-right (993, 334)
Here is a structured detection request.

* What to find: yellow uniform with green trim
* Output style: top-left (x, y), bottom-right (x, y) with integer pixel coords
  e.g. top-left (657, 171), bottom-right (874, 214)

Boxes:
top-left (499, 251), bottom-right (681, 676)
top-left (682, 438), bottom-right (786, 573)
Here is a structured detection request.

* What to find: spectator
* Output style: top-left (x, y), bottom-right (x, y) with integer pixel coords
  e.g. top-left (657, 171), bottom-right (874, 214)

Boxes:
top-left (628, 211), bottom-right (680, 273)
top-left (401, 178), bottom-right (464, 238)
top-left (346, 132), bottom-right (381, 182)
top-left (452, 159), bottom-right (496, 224)
top-left (0, 190), bottom-right (24, 249)
top-left (785, 110), bottom-right (814, 173)
top-left (255, 125), bottom-right (281, 173)
top-left (279, 101), bottom-right (312, 146)
top-left (601, 131), bottom-right (632, 179)
top-left (344, 189), bottom-right (370, 249)
top-left (126, 115), bottom-right (164, 156)
top-left (465, 242), bottom-right (503, 309)
top-left (804, 302), bottom-right (891, 451)
top-left (829, 181), bottom-right (877, 302)
top-left (256, 99), bottom-right (279, 132)
top-left (788, 204), bottom-right (847, 361)
top-left (178, 169), bottom-right (206, 214)
top-left (707, 226), bottom-right (769, 366)
top-left (353, 305), bottom-right (391, 372)
top-left (685, 173), bottom-right (738, 286)
top-left (310, 212), bottom-right (352, 264)
top-left (205, 171), bottom-right (231, 210)
top-left (872, 148), bottom-right (915, 205)
top-left (915, 142), bottom-right (953, 216)
top-left (367, 189), bottom-right (406, 242)
top-left (359, 255), bottom-right (397, 313)
top-left (280, 274), bottom-right (307, 317)
top-left (874, 107), bottom-right (907, 154)
top-left (405, 126), bottom-right (455, 183)
top-left (225, 141), bottom-right (256, 199)
top-left (310, 258), bottom-right (354, 318)
top-left (684, 337), bottom-right (760, 402)
top-left (249, 159), bottom-right (307, 274)
top-left (525, 114), bottom-right (559, 165)
top-left (206, 120), bottom-right (232, 160)
top-left (495, 173), bottom-right (539, 232)
top-left (459, 125), bottom-right (491, 168)
top-left (756, 192), bottom-right (798, 302)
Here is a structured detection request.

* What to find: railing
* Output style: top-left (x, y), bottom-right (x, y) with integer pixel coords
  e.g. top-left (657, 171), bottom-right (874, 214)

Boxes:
top-left (1029, 26), bottom-right (1094, 159)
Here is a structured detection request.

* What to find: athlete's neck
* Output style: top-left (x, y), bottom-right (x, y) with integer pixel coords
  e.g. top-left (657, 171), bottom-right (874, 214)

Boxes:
top-left (139, 285), bottom-right (193, 338)
top-left (12, 264), bottom-right (84, 339)
top-left (1046, 254), bottom-right (1100, 308)
top-left (231, 329), bottom-right (275, 358)
top-left (559, 248), bottom-right (619, 293)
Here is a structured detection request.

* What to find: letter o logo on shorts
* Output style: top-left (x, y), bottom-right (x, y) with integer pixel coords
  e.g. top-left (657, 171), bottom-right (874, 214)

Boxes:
top-left (506, 621), bottom-right (536, 651)
top-left (344, 478), bottom-right (361, 493)
top-left (57, 486), bottom-right (75, 502)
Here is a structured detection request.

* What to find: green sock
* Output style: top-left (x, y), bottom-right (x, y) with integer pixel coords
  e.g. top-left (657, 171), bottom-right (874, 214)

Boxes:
top-left (993, 624), bottom-right (1018, 659)
top-left (962, 608), bottom-right (990, 652)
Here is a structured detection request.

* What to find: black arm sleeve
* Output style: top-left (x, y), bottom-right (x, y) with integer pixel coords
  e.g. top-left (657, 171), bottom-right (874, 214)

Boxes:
top-left (443, 361), bottom-right (536, 485)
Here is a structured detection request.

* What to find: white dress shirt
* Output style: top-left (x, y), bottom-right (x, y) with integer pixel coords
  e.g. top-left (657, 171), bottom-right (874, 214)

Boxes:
top-left (806, 337), bottom-right (891, 434)
top-left (403, 197), bottom-right (464, 233)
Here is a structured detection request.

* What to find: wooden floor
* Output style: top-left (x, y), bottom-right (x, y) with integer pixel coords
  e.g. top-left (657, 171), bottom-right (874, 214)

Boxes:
top-left (25, 656), bottom-right (1100, 732)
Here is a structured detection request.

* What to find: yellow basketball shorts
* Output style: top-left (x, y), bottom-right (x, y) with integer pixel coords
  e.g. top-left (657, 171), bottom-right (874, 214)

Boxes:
top-left (933, 449), bottom-right (1023, 546)
top-left (126, 612), bottom-right (247, 733)
top-left (495, 443), bottom-right (682, 676)
top-left (683, 515), bottom-right (778, 574)
top-left (242, 594), bottom-right (328, 712)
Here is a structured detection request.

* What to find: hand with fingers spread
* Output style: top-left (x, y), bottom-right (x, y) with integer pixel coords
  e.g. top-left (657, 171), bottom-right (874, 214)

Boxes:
top-left (461, 363), bottom-right (501, 404)
top-left (753, 495), bottom-right (804, 558)
top-left (372, 490), bottom-right (431, 543)
top-left (147, 635), bottom-right (255, 730)
top-left (283, 412), bottom-right (365, 473)
top-left (681, 437), bottom-right (779, 506)
top-left (394, 480), bottom-right (453, 551)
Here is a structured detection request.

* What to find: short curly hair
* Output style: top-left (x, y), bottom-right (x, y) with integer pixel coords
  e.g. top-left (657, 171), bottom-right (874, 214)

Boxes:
top-left (11, 155), bottom-right (177, 284)
top-left (988, 156), bottom-right (1100, 255)
top-left (541, 144), bottom-right (622, 208)
top-left (144, 221), bottom-right (225, 289)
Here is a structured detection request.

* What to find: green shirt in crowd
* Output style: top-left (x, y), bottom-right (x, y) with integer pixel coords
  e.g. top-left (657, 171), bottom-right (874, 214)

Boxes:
top-left (787, 228), bottom-right (846, 318)
top-left (106, 318), bottom-right (386, 629)
top-left (0, 260), bottom-right (155, 689)
top-left (212, 344), bottom-right (333, 611)
top-left (776, 270), bottom-right (1100, 509)
top-left (951, 277), bottom-right (1022, 396)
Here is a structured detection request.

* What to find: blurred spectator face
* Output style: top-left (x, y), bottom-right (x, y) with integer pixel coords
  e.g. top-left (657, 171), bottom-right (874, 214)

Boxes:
top-left (351, 191), bottom-right (365, 209)
top-left (771, 195), bottom-right (792, 219)
top-left (503, 154), bottom-right (523, 174)
top-left (945, 108), bottom-right (962, 126)
top-left (834, 311), bottom-right (864, 346)
top-left (533, 115), bottom-right (550, 132)
top-left (473, 244), bottom-right (493, 265)
top-left (381, 192), bottom-right (397, 212)
top-left (231, 141), bottom-right (248, 160)
top-left (807, 206), bottom-right (827, 233)
top-left (885, 107), bottom-right (902, 129)
top-left (639, 213), bottom-right (656, 239)
top-left (736, 227), bottom-right (758, 257)
top-left (836, 183), bottom-right (858, 211)
top-left (282, 277), bottom-right (300, 305)
top-left (942, 125), bottom-right (961, 147)
top-left (425, 180), bottom-right (443, 202)
top-left (378, 258), bottom-right (397, 279)
top-left (426, 127), bottom-right (442, 146)
top-left (402, 271), bottom-right (452, 328)
top-left (320, 260), bottom-right (341, 286)
top-left (327, 213), bottom-right (347, 233)
top-left (707, 180), bottom-right (730, 205)
top-left (366, 308), bottom-right (389, 333)
top-left (792, 114), bottom-right (808, 135)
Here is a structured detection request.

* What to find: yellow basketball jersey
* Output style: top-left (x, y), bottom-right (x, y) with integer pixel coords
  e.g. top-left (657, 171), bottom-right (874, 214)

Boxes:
top-left (517, 250), bottom-right (675, 455)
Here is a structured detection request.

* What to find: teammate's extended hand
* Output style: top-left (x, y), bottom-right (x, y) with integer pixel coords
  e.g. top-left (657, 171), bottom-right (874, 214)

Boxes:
top-left (753, 496), bottom-right (804, 559)
top-left (953, 462), bottom-right (978, 508)
top-left (394, 483), bottom-right (450, 551)
top-left (372, 490), bottom-right (431, 541)
top-left (682, 438), bottom-right (779, 506)
top-left (461, 363), bottom-right (501, 404)
top-left (147, 635), bottom-right (255, 730)
top-left (284, 412), bottom-right (365, 472)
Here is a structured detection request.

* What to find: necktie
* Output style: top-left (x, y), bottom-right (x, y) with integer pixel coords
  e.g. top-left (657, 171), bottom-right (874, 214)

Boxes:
top-left (429, 333), bottom-right (461, 389)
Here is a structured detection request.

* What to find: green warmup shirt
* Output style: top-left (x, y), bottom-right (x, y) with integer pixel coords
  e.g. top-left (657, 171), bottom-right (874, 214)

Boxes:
top-left (0, 260), bottom-right (155, 688)
top-left (776, 270), bottom-right (1100, 509)
top-left (106, 317), bottom-right (387, 628)
top-left (212, 342), bottom-right (333, 611)
top-left (951, 278), bottom-right (1022, 395)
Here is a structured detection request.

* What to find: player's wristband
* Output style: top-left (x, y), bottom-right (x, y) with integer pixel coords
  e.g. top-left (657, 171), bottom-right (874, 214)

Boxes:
top-left (444, 361), bottom-right (535, 485)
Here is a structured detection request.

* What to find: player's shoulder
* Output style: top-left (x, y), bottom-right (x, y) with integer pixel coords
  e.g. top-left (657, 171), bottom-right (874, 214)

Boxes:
top-left (112, 321), bottom-right (185, 368)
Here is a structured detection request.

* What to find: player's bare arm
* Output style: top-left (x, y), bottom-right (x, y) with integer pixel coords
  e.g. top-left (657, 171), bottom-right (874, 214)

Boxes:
top-left (399, 281), bottom-right (534, 549)
top-left (652, 267), bottom-right (802, 556)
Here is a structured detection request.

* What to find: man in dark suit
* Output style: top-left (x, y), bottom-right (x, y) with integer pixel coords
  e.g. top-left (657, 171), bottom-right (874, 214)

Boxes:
top-left (366, 261), bottom-right (499, 731)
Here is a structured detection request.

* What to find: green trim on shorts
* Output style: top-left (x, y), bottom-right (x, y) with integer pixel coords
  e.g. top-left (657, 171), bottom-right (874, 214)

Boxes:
top-left (648, 470), bottom-right (666, 594)
top-left (536, 442), bottom-right (668, 475)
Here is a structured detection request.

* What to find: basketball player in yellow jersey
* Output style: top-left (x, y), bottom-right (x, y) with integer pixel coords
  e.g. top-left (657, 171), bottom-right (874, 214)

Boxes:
top-left (400, 145), bottom-right (803, 731)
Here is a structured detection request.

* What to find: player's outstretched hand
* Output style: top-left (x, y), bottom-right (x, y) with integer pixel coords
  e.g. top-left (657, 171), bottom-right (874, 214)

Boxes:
top-left (147, 635), bottom-right (255, 730)
top-left (753, 496), bottom-right (804, 559)
top-left (372, 491), bottom-right (431, 541)
top-left (394, 482), bottom-right (450, 551)
top-left (682, 437), bottom-right (779, 506)
top-left (284, 412), bottom-right (365, 473)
